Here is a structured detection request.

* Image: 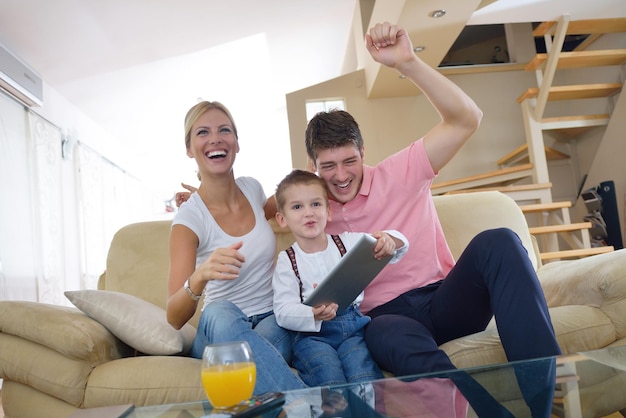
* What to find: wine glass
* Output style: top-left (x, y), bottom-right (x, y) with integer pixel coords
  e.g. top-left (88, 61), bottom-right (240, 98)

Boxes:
top-left (201, 341), bottom-right (257, 408)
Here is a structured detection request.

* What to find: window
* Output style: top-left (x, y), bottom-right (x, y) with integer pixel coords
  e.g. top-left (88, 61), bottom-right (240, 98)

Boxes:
top-left (306, 99), bottom-right (345, 122)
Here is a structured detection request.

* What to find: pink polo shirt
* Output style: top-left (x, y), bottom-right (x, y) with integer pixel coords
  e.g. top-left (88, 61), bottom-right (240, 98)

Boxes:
top-left (325, 139), bottom-right (455, 313)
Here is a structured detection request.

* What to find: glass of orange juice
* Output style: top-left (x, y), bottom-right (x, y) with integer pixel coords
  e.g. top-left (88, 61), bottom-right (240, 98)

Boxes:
top-left (201, 341), bottom-right (257, 408)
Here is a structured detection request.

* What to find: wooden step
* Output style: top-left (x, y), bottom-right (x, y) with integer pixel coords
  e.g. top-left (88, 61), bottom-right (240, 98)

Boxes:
top-left (497, 144), bottom-right (569, 167)
top-left (533, 18), bottom-right (626, 36)
top-left (540, 246), bottom-right (614, 262)
top-left (521, 201), bottom-right (574, 234)
top-left (541, 114), bottom-right (610, 137)
top-left (519, 201), bottom-right (572, 213)
top-left (445, 182), bottom-right (552, 194)
top-left (529, 222), bottom-right (591, 235)
top-left (556, 353), bottom-right (588, 365)
top-left (525, 50), bottom-right (626, 71)
top-left (431, 163), bottom-right (533, 195)
top-left (517, 83), bottom-right (622, 103)
top-left (554, 374), bottom-right (580, 385)
top-left (444, 183), bottom-right (553, 204)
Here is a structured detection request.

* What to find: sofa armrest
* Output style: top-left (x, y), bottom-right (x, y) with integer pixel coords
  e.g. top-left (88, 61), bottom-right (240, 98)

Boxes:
top-left (537, 249), bottom-right (626, 339)
top-left (0, 301), bottom-right (131, 363)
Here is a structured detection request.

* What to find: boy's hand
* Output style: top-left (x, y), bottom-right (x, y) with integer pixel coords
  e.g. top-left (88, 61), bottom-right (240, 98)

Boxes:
top-left (313, 303), bottom-right (338, 321)
top-left (371, 231), bottom-right (397, 259)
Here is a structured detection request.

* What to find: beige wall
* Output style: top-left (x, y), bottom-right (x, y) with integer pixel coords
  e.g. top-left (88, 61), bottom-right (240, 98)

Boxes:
top-left (286, 34), bottom-right (625, 243)
top-left (287, 69), bottom-right (431, 170)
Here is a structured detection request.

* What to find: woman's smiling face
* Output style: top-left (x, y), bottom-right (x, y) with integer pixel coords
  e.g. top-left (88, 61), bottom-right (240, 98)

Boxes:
top-left (187, 108), bottom-right (239, 175)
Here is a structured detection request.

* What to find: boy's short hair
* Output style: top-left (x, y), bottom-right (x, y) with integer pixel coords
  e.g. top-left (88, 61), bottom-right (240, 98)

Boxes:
top-left (275, 169), bottom-right (329, 212)
top-left (305, 109), bottom-right (364, 162)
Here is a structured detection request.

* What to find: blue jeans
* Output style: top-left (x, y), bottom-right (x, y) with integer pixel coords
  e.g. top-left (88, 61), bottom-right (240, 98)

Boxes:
top-left (190, 300), bottom-right (306, 395)
top-left (293, 304), bottom-right (383, 387)
top-left (364, 228), bottom-right (560, 417)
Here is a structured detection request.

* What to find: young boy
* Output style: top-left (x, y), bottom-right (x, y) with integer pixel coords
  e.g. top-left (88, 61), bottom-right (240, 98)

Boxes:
top-left (272, 169), bottom-right (408, 387)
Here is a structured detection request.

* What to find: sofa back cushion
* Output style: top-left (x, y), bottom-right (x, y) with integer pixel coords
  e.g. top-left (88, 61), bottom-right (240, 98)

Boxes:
top-left (433, 191), bottom-right (538, 271)
top-left (99, 220), bottom-right (188, 319)
top-left (100, 191), bottom-right (536, 328)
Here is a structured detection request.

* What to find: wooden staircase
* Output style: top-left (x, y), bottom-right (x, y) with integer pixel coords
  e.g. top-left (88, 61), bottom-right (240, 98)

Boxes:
top-left (431, 17), bottom-right (625, 262)
top-left (521, 201), bottom-right (613, 261)
top-left (430, 163), bottom-right (534, 195)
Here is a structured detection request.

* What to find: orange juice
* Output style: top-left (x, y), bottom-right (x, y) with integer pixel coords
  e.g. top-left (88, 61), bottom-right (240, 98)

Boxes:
top-left (201, 362), bottom-right (256, 407)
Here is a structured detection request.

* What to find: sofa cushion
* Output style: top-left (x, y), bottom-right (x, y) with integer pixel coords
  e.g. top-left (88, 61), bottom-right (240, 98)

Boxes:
top-left (84, 356), bottom-right (205, 408)
top-left (432, 192), bottom-right (537, 271)
top-left (538, 249), bottom-right (626, 339)
top-left (102, 220), bottom-right (172, 310)
top-left (1, 380), bottom-right (79, 418)
top-left (0, 332), bottom-right (96, 407)
top-left (549, 305), bottom-right (616, 354)
top-left (65, 290), bottom-right (196, 356)
top-left (0, 301), bottom-right (128, 362)
top-left (441, 326), bottom-right (508, 369)
top-left (441, 304), bottom-right (615, 370)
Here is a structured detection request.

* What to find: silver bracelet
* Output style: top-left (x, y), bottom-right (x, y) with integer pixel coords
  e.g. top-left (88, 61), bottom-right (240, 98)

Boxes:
top-left (184, 278), bottom-right (202, 301)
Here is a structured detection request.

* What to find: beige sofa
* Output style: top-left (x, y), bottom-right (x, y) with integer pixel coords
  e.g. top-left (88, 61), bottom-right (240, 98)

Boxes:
top-left (1, 191), bottom-right (625, 418)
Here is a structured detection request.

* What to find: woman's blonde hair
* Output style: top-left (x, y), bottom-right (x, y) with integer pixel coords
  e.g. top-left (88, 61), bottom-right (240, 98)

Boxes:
top-left (184, 101), bottom-right (238, 149)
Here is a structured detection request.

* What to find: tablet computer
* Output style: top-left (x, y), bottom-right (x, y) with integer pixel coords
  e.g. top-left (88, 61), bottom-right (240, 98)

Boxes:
top-left (303, 234), bottom-right (392, 312)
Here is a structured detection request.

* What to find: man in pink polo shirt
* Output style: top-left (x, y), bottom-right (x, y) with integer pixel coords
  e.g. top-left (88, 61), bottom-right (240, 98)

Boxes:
top-left (305, 22), bottom-right (561, 417)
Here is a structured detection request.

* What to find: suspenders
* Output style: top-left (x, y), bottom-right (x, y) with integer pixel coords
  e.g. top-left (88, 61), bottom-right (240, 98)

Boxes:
top-left (285, 235), bottom-right (347, 302)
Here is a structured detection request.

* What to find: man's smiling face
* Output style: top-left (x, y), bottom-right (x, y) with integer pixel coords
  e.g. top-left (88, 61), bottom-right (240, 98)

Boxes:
top-left (315, 144), bottom-right (364, 204)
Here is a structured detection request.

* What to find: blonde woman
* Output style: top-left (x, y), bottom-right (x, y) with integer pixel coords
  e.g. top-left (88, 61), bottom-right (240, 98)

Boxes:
top-left (166, 101), bottom-right (305, 394)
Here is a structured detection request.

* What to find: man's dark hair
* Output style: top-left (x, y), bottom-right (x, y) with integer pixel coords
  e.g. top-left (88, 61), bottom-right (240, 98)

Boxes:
top-left (305, 109), bottom-right (364, 162)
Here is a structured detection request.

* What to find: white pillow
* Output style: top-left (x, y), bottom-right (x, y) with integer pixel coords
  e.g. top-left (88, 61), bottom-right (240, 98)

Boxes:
top-left (65, 289), bottom-right (196, 356)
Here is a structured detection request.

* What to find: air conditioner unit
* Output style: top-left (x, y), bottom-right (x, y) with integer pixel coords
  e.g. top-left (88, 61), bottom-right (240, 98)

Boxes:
top-left (0, 42), bottom-right (43, 107)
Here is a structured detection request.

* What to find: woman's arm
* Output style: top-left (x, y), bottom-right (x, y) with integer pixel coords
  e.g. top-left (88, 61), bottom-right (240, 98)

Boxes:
top-left (167, 224), bottom-right (246, 329)
top-left (167, 224), bottom-right (202, 329)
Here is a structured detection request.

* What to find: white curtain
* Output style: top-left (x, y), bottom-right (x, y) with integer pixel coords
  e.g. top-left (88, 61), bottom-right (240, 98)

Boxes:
top-left (75, 143), bottom-right (155, 290)
top-left (0, 93), bottom-right (38, 300)
top-left (27, 111), bottom-right (66, 304)
top-left (1, 91), bottom-right (160, 303)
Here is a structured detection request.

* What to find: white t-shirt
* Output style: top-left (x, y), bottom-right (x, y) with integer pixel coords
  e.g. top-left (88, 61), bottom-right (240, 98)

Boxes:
top-left (272, 231), bottom-right (408, 332)
top-left (172, 177), bottom-right (276, 317)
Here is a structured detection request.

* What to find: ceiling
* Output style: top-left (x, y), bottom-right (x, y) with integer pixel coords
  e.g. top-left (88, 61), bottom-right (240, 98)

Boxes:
top-left (1, 0), bottom-right (624, 200)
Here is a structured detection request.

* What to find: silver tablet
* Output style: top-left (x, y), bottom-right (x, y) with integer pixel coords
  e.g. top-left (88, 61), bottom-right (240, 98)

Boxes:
top-left (303, 234), bottom-right (392, 312)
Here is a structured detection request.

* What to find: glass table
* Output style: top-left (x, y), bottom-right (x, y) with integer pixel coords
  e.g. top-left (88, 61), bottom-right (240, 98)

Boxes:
top-left (128, 345), bottom-right (626, 418)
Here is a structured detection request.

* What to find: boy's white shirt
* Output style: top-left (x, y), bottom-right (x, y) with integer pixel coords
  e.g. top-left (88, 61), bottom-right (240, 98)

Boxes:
top-left (272, 230), bottom-right (408, 332)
